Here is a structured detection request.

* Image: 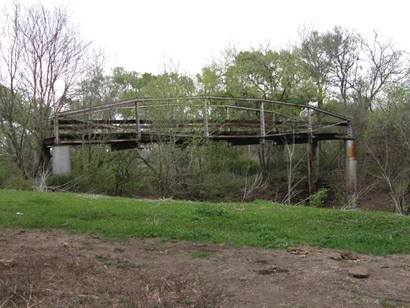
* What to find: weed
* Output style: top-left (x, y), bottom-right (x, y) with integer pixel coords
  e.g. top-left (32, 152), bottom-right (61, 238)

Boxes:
top-left (190, 251), bottom-right (211, 259)
top-left (195, 205), bottom-right (230, 218)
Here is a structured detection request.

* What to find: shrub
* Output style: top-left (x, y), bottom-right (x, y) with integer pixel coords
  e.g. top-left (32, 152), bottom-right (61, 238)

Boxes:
top-left (308, 188), bottom-right (329, 208)
top-left (195, 205), bottom-right (230, 218)
top-left (47, 174), bottom-right (79, 190)
top-left (228, 159), bottom-right (259, 176)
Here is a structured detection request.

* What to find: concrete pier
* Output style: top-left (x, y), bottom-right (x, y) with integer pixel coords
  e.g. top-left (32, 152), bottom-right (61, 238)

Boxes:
top-left (307, 140), bottom-right (319, 194)
top-left (346, 139), bottom-right (357, 196)
top-left (52, 146), bottom-right (71, 175)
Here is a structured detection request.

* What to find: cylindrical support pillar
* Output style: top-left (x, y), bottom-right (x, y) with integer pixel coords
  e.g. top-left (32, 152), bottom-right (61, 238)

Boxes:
top-left (307, 140), bottom-right (319, 194)
top-left (346, 139), bottom-right (358, 195)
top-left (52, 146), bottom-right (72, 175)
top-left (307, 106), bottom-right (319, 194)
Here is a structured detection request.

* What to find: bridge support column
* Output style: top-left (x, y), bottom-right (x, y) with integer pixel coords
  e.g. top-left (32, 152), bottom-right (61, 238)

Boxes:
top-left (346, 139), bottom-right (358, 199)
top-left (307, 140), bottom-right (319, 194)
top-left (52, 146), bottom-right (71, 175)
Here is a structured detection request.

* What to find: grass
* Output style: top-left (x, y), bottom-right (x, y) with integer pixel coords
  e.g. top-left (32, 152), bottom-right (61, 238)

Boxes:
top-left (0, 189), bottom-right (409, 255)
top-left (190, 251), bottom-right (212, 259)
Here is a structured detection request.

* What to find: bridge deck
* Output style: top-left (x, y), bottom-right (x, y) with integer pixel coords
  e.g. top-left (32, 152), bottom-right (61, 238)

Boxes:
top-left (44, 131), bottom-right (348, 149)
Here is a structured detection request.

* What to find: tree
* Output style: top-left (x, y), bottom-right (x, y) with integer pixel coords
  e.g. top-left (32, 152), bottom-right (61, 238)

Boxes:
top-left (365, 83), bottom-right (410, 214)
top-left (350, 32), bottom-right (405, 112)
top-left (324, 27), bottom-right (361, 106)
top-left (196, 66), bottom-right (224, 96)
top-left (0, 85), bottom-right (31, 178)
top-left (299, 29), bottom-right (333, 108)
top-left (0, 3), bottom-right (89, 177)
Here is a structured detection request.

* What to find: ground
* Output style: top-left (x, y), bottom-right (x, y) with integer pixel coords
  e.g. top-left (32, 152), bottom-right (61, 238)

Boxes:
top-left (1, 229), bottom-right (410, 307)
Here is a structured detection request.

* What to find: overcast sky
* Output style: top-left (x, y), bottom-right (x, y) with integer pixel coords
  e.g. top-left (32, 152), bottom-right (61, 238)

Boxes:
top-left (3, 0), bottom-right (410, 75)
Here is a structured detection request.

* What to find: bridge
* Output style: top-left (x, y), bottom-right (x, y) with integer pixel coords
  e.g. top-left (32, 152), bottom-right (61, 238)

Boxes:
top-left (45, 96), bottom-right (357, 196)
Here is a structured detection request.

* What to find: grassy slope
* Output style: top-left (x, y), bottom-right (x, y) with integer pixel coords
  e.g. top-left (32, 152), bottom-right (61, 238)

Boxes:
top-left (0, 189), bottom-right (409, 255)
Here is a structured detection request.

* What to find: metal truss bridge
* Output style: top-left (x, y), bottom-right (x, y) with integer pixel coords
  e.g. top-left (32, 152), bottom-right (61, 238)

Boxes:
top-left (45, 96), bottom-right (357, 195)
top-left (45, 96), bottom-right (353, 149)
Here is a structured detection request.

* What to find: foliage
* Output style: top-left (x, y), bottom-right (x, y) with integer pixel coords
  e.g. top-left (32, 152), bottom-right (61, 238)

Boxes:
top-left (364, 87), bottom-right (410, 214)
top-left (195, 205), bottom-right (230, 218)
top-left (308, 188), bottom-right (329, 208)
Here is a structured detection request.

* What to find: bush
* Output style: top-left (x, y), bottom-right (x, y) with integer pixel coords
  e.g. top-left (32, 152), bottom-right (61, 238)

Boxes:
top-left (193, 172), bottom-right (244, 201)
top-left (308, 188), bottom-right (329, 208)
top-left (47, 174), bottom-right (79, 190)
top-left (2, 176), bottom-right (32, 190)
top-left (227, 159), bottom-right (259, 176)
top-left (195, 205), bottom-right (230, 218)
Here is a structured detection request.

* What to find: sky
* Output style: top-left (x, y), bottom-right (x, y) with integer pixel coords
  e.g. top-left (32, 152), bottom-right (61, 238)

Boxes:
top-left (3, 0), bottom-right (410, 75)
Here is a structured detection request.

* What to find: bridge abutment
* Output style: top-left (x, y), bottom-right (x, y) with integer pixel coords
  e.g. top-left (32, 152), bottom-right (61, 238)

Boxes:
top-left (52, 146), bottom-right (72, 175)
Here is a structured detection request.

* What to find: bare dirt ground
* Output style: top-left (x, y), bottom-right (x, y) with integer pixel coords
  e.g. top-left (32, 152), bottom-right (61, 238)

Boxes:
top-left (1, 229), bottom-right (409, 307)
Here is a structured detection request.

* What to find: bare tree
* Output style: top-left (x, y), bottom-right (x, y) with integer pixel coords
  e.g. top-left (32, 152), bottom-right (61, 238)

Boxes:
top-left (349, 32), bottom-right (405, 111)
top-left (242, 170), bottom-right (267, 201)
top-left (367, 142), bottom-right (409, 215)
top-left (0, 3), bottom-right (89, 177)
top-left (364, 90), bottom-right (410, 214)
top-left (282, 129), bottom-right (305, 204)
top-left (324, 27), bottom-right (361, 106)
top-left (299, 28), bottom-right (406, 111)
top-left (0, 4), bottom-right (31, 178)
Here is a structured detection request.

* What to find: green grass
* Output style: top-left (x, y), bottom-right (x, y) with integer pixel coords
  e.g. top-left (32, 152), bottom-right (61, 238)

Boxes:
top-left (190, 251), bottom-right (212, 259)
top-left (0, 189), bottom-right (409, 255)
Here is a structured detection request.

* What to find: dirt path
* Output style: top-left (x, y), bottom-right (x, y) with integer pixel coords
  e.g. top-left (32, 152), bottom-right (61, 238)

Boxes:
top-left (0, 229), bottom-right (409, 307)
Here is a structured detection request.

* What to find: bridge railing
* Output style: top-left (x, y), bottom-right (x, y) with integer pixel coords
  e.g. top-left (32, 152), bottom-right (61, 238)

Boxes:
top-left (48, 96), bottom-right (351, 146)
